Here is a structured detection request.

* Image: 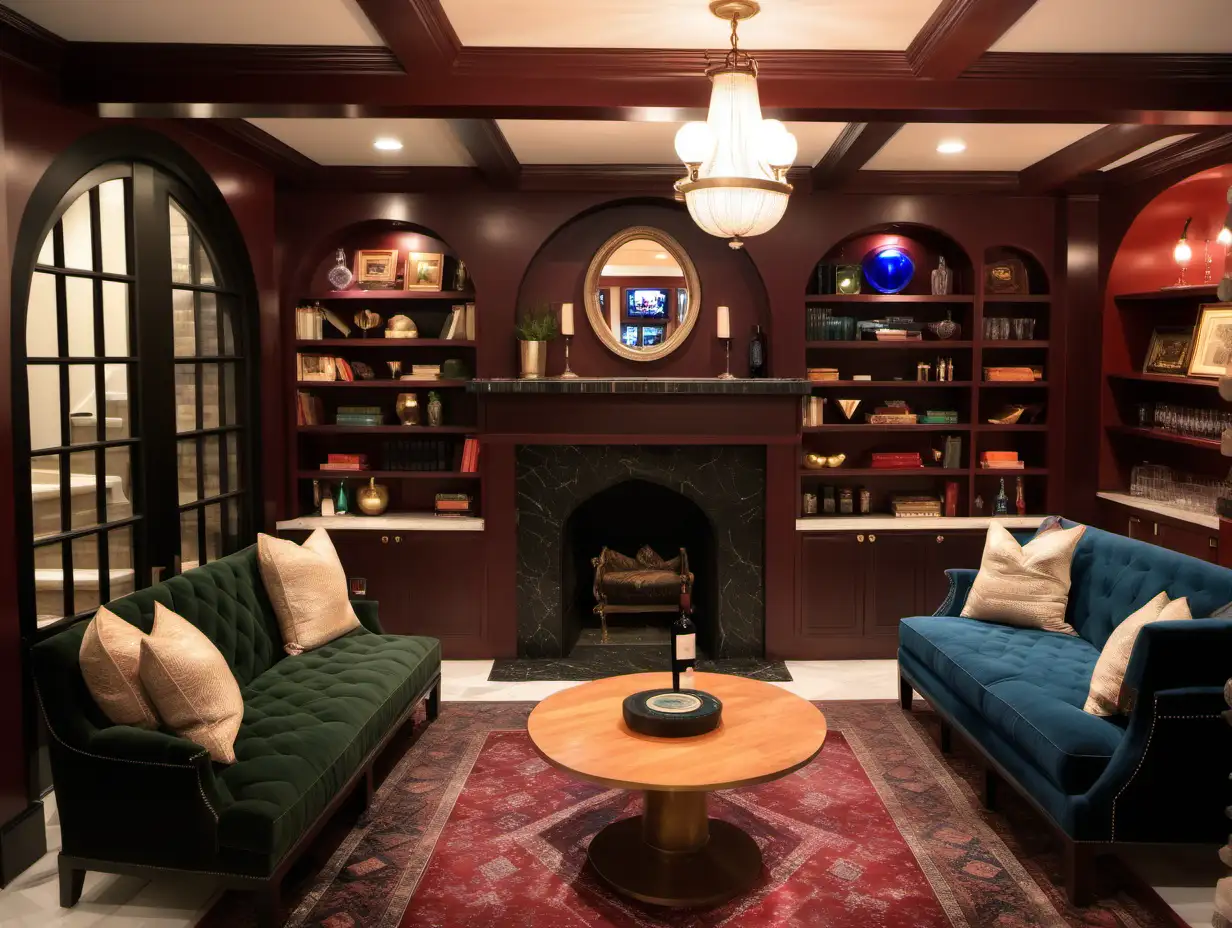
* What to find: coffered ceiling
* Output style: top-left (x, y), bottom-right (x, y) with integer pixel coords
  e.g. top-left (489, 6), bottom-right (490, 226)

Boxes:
top-left (3, 0), bottom-right (1230, 193)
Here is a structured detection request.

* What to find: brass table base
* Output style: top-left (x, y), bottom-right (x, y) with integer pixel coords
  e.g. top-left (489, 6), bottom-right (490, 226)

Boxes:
top-left (587, 790), bottom-right (762, 907)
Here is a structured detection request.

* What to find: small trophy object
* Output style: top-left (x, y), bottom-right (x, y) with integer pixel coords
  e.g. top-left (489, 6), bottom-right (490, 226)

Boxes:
top-left (354, 309), bottom-right (382, 338)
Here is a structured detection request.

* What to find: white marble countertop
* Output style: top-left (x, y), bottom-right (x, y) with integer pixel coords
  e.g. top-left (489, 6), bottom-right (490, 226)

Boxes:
top-left (796, 515), bottom-right (1049, 532)
top-left (1095, 491), bottom-right (1219, 530)
top-left (276, 514), bottom-right (485, 532)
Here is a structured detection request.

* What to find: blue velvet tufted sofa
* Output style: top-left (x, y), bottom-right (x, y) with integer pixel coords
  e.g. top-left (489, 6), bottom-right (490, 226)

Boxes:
top-left (898, 520), bottom-right (1232, 903)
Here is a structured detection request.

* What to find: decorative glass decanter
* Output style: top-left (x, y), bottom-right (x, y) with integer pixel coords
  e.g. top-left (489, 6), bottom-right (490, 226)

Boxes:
top-left (930, 256), bottom-right (952, 295)
top-left (327, 248), bottom-right (353, 290)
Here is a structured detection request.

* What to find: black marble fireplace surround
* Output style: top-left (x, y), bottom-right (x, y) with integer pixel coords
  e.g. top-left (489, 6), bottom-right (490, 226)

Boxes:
top-left (515, 444), bottom-right (765, 660)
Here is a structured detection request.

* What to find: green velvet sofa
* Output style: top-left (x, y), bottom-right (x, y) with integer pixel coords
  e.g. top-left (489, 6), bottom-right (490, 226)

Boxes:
top-left (899, 521), bottom-right (1232, 904)
top-left (30, 544), bottom-right (442, 926)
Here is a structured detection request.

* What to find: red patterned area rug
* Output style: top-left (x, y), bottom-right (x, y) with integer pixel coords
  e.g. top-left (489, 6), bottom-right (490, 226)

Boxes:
top-left (201, 701), bottom-right (1182, 928)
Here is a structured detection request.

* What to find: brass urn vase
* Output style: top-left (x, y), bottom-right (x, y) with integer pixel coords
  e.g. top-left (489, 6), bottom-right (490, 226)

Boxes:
top-left (396, 392), bottom-right (421, 426)
top-left (356, 477), bottom-right (389, 516)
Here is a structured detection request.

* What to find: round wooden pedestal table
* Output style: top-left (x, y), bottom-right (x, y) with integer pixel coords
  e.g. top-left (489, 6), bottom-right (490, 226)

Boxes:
top-left (527, 672), bottom-right (827, 907)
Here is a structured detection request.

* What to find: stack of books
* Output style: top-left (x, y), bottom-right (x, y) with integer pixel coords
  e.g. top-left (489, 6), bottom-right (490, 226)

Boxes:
top-left (295, 304), bottom-right (324, 340)
top-left (871, 452), bottom-right (923, 469)
top-left (874, 329), bottom-right (923, 341)
top-left (319, 453), bottom-right (368, 472)
top-left (892, 495), bottom-right (943, 517)
top-left (806, 368), bottom-right (839, 381)
top-left (867, 401), bottom-right (917, 425)
top-left (407, 364), bottom-right (441, 381)
top-left (919, 409), bottom-right (960, 424)
top-left (460, 437), bottom-right (480, 473)
top-left (980, 450), bottom-right (1024, 470)
top-left (295, 391), bottom-right (325, 426)
top-left (802, 396), bottom-right (825, 427)
top-left (439, 303), bottom-right (476, 340)
top-left (435, 493), bottom-right (474, 517)
top-left (335, 405), bottom-right (383, 427)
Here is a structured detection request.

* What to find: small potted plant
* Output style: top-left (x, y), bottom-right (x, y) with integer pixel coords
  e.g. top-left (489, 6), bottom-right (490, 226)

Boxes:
top-left (515, 304), bottom-right (558, 379)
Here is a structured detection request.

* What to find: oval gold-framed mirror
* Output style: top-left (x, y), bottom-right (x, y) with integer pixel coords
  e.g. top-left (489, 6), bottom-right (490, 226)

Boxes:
top-left (583, 226), bottom-right (702, 362)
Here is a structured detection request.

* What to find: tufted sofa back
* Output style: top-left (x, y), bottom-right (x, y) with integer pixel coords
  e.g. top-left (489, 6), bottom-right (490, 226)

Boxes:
top-left (1065, 522), bottom-right (1232, 648)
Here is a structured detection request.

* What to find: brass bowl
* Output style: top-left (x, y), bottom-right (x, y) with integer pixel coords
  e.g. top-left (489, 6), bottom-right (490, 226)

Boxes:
top-left (356, 477), bottom-right (389, 516)
top-left (825, 453), bottom-right (846, 468)
top-left (803, 453), bottom-right (828, 470)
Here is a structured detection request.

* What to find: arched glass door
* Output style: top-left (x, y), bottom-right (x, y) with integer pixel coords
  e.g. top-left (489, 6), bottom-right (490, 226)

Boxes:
top-left (19, 163), bottom-right (253, 633)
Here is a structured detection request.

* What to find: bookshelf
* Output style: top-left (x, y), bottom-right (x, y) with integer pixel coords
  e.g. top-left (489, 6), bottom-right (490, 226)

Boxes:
top-left (800, 231), bottom-right (1055, 520)
top-left (289, 229), bottom-right (483, 522)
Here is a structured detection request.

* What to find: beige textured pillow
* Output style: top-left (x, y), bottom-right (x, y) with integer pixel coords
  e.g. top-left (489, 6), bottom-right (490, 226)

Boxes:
top-left (257, 529), bottom-right (359, 655)
top-left (79, 606), bottom-right (158, 729)
top-left (139, 603), bottom-right (243, 764)
top-left (961, 521), bottom-right (1086, 635)
top-left (1084, 591), bottom-right (1190, 716)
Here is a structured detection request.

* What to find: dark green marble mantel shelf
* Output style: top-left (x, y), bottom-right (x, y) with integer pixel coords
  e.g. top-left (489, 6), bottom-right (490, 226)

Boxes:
top-left (467, 378), bottom-right (811, 395)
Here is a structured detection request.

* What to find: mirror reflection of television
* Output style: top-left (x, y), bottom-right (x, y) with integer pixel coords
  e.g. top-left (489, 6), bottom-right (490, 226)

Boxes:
top-left (641, 325), bottom-right (666, 347)
top-left (626, 288), bottom-right (668, 318)
top-left (621, 324), bottom-right (640, 347)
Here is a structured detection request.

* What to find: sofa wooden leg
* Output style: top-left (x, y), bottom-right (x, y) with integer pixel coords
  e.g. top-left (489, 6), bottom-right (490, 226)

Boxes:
top-left (981, 767), bottom-right (999, 810)
top-left (939, 721), bottom-right (953, 755)
top-left (253, 882), bottom-right (285, 928)
top-left (426, 677), bottom-right (441, 721)
top-left (58, 858), bottom-right (85, 908)
top-left (1062, 840), bottom-right (1099, 907)
top-left (362, 765), bottom-right (375, 813)
top-left (898, 675), bottom-right (913, 711)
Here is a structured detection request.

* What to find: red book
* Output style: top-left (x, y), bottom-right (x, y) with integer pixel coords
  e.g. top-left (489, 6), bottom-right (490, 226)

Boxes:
top-left (459, 438), bottom-right (476, 473)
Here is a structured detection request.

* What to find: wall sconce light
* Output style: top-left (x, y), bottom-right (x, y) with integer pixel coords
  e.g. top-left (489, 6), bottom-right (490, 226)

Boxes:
top-left (1173, 216), bottom-right (1192, 287)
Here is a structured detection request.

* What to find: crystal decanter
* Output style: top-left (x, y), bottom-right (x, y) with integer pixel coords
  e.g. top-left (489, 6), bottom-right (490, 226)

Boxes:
top-left (327, 249), bottom-right (353, 290)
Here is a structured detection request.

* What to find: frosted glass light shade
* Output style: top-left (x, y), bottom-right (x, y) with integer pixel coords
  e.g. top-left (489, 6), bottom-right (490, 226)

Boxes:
top-left (675, 122), bottom-right (715, 164)
top-left (1174, 239), bottom-right (1193, 263)
top-left (1218, 226), bottom-right (1232, 246)
top-left (757, 119), bottom-right (797, 168)
top-left (684, 184), bottom-right (790, 240)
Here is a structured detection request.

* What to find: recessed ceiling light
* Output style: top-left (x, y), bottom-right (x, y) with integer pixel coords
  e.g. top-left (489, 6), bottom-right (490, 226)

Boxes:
top-left (936, 139), bottom-right (966, 155)
top-left (373, 137), bottom-right (403, 152)
top-left (654, 253), bottom-right (668, 259)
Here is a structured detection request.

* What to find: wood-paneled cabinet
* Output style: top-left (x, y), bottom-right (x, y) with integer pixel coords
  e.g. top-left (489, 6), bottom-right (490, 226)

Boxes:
top-left (279, 529), bottom-right (489, 657)
top-left (1100, 498), bottom-right (1218, 563)
top-left (798, 530), bottom-right (986, 659)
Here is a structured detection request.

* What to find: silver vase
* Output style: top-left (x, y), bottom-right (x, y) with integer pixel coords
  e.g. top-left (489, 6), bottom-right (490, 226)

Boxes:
top-left (519, 340), bottom-right (547, 379)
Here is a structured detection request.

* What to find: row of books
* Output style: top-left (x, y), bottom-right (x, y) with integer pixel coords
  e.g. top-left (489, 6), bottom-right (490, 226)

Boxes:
top-left (871, 452), bottom-right (923, 469)
top-left (336, 405), bottom-right (382, 427)
top-left (295, 303), bottom-right (351, 340)
top-left (319, 453), bottom-right (368, 472)
top-left (435, 493), bottom-right (474, 517)
top-left (892, 494), bottom-right (943, 517)
top-left (459, 437), bottom-right (480, 473)
top-left (440, 303), bottom-right (476, 340)
top-left (296, 391), bottom-right (325, 426)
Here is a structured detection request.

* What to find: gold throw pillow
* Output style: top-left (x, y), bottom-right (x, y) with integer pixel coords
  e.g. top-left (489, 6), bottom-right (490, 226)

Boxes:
top-left (138, 603), bottom-right (243, 764)
top-left (257, 529), bottom-right (359, 655)
top-left (79, 606), bottom-right (159, 729)
top-left (1084, 591), bottom-right (1190, 716)
top-left (961, 522), bottom-right (1086, 635)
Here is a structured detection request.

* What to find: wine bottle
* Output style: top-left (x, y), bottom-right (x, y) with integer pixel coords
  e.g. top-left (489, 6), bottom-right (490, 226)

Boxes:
top-left (994, 478), bottom-right (1010, 515)
top-left (671, 609), bottom-right (697, 692)
top-left (749, 324), bottom-right (767, 378)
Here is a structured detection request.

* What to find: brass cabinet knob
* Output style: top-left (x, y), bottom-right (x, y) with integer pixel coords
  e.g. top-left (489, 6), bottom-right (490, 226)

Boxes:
top-left (856, 534), bottom-right (865, 543)
top-left (868, 534), bottom-right (876, 543)
top-left (936, 535), bottom-right (945, 543)
top-left (381, 535), bottom-right (389, 544)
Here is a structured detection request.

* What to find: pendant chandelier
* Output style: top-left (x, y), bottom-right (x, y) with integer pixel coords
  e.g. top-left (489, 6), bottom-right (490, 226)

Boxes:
top-left (674, 0), bottom-right (797, 249)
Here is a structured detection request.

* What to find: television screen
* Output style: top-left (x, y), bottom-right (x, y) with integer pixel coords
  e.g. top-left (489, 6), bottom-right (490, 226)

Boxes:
top-left (621, 324), bottom-right (640, 347)
top-left (627, 288), bottom-right (668, 318)
top-left (641, 325), bottom-right (666, 347)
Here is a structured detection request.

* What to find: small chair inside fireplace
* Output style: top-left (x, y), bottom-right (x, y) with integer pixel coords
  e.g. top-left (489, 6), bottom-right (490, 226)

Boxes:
top-left (591, 545), bottom-right (694, 644)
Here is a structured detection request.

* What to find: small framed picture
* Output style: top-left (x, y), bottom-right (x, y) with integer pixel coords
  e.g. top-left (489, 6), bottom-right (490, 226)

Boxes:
top-left (1186, 303), bottom-right (1232, 378)
top-left (354, 249), bottom-right (399, 289)
top-left (1143, 326), bottom-right (1194, 375)
top-left (405, 252), bottom-right (444, 291)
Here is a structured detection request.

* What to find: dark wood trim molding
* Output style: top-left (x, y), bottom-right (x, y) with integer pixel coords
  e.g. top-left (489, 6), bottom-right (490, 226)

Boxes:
top-left (812, 123), bottom-right (904, 190)
top-left (1102, 129), bottom-right (1232, 187)
top-left (842, 170), bottom-right (1022, 194)
top-left (353, 0), bottom-right (460, 73)
top-left (906, 0), bottom-right (1038, 79)
top-left (447, 119), bottom-right (519, 189)
top-left (190, 120), bottom-right (320, 180)
top-left (1018, 125), bottom-right (1181, 193)
top-left (0, 3), bottom-right (65, 74)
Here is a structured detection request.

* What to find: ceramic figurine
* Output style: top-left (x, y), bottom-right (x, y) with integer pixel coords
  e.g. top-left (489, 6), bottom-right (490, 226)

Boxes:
top-left (452, 259), bottom-right (469, 292)
top-left (930, 256), bottom-right (952, 295)
top-left (427, 391), bottom-right (444, 427)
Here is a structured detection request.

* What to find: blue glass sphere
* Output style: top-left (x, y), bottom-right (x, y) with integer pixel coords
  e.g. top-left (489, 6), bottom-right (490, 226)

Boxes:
top-left (862, 246), bottom-right (915, 294)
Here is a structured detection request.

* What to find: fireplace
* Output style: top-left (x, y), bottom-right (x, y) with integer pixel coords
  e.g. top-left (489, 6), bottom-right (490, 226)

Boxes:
top-left (516, 445), bottom-right (764, 659)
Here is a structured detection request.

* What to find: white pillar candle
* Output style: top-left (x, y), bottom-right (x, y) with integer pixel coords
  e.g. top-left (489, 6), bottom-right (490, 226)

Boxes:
top-left (561, 302), bottom-right (574, 336)
top-left (716, 305), bottom-right (731, 339)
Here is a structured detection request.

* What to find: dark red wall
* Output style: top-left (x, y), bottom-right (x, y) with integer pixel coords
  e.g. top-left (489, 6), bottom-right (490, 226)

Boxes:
top-left (0, 61), bottom-right (276, 831)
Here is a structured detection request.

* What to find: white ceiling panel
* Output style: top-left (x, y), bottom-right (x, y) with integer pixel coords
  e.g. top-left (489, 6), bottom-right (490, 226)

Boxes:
top-left (496, 120), bottom-right (847, 166)
top-left (1100, 134), bottom-right (1198, 172)
top-left (863, 123), bottom-right (1107, 172)
top-left (246, 119), bottom-right (474, 166)
top-left (441, 0), bottom-right (941, 50)
top-left (992, 0), bottom-right (1232, 53)
top-left (6, 0), bottom-right (384, 44)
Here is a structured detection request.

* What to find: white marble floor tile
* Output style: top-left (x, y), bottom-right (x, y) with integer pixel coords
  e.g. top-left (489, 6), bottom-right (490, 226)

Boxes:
top-left (0, 659), bottom-right (1212, 928)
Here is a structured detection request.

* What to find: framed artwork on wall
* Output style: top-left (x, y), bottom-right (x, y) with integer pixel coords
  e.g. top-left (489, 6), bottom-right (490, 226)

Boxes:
top-left (353, 249), bottom-right (400, 289)
top-left (1187, 304), bottom-right (1232, 377)
top-left (405, 252), bottom-right (444, 291)
top-left (1143, 326), bottom-right (1194, 375)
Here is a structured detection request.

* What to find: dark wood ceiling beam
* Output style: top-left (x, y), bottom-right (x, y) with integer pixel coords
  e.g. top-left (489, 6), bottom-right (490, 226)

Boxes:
top-left (906, 0), bottom-right (1038, 79)
top-left (446, 119), bottom-right (519, 189)
top-left (0, 3), bottom-right (65, 74)
top-left (842, 171), bottom-right (1021, 195)
top-left (1102, 129), bottom-right (1232, 187)
top-left (811, 123), bottom-right (904, 189)
top-left (1018, 124), bottom-right (1182, 193)
top-left (188, 119), bottom-right (321, 181)
top-left (352, 0), bottom-right (459, 74)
